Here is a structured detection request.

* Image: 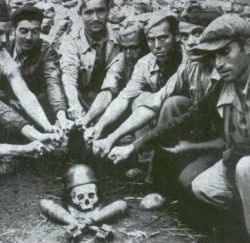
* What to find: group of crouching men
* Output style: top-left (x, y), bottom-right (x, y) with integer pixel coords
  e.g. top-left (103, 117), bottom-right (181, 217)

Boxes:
top-left (1, 0), bottom-right (250, 239)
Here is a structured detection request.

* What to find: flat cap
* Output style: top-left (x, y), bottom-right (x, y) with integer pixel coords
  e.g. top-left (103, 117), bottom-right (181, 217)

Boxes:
top-left (0, 0), bottom-right (10, 22)
top-left (11, 5), bottom-right (43, 27)
top-left (180, 0), bottom-right (223, 27)
top-left (195, 14), bottom-right (250, 52)
top-left (144, 9), bottom-right (177, 35)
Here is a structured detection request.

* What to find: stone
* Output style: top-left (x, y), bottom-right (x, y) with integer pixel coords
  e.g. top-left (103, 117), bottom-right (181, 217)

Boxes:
top-left (140, 193), bottom-right (166, 211)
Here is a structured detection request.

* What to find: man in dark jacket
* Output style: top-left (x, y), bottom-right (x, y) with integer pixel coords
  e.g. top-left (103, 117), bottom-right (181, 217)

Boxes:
top-left (7, 5), bottom-right (73, 133)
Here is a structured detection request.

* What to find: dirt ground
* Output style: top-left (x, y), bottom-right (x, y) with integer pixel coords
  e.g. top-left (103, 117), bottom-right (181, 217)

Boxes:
top-left (0, 156), bottom-right (245, 243)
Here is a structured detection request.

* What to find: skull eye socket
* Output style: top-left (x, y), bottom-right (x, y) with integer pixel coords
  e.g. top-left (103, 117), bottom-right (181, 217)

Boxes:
top-left (88, 193), bottom-right (95, 199)
top-left (77, 194), bottom-right (84, 201)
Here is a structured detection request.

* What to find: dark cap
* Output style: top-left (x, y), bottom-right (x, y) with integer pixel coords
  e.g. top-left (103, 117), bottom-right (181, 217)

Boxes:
top-left (119, 21), bottom-right (143, 45)
top-left (11, 5), bottom-right (43, 27)
top-left (195, 14), bottom-right (250, 52)
top-left (180, 0), bottom-right (223, 27)
top-left (0, 0), bottom-right (10, 22)
top-left (144, 9), bottom-right (177, 35)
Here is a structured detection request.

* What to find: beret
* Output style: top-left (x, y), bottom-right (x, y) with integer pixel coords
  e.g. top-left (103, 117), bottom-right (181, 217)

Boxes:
top-left (195, 14), bottom-right (250, 52)
top-left (180, 0), bottom-right (223, 27)
top-left (11, 5), bottom-right (43, 27)
top-left (144, 9), bottom-right (177, 35)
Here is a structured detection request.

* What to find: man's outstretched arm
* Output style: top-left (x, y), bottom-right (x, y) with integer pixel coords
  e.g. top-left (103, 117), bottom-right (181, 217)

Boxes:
top-left (92, 106), bottom-right (156, 157)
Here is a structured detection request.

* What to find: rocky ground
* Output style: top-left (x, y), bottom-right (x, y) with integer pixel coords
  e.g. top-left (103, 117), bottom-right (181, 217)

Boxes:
top-left (0, 156), bottom-right (245, 243)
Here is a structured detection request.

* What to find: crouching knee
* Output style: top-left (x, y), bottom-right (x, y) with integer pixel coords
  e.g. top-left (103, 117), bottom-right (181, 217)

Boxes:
top-left (161, 96), bottom-right (191, 112)
top-left (178, 173), bottom-right (194, 194)
top-left (235, 156), bottom-right (250, 183)
top-left (191, 175), bottom-right (206, 201)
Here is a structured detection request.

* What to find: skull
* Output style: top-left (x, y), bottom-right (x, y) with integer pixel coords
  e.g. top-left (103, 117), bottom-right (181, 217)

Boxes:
top-left (70, 183), bottom-right (98, 212)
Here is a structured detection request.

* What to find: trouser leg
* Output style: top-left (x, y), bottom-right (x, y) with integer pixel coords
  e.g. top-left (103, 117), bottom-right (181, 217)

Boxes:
top-left (235, 156), bottom-right (250, 237)
top-left (156, 96), bottom-right (192, 147)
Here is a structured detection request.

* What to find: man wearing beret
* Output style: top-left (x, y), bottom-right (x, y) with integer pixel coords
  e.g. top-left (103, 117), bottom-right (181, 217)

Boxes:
top-left (77, 21), bottom-right (148, 131)
top-left (0, 0), bottom-right (61, 169)
top-left (90, 11), bottom-right (182, 158)
top-left (191, 14), bottom-right (250, 238)
top-left (7, 5), bottom-right (73, 134)
top-left (59, 0), bottom-right (121, 121)
top-left (107, 2), bottom-right (225, 190)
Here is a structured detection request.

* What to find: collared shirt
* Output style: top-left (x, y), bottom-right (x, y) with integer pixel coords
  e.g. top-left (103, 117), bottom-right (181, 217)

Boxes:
top-left (119, 50), bottom-right (182, 102)
top-left (7, 39), bottom-right (67, 117)
top-left (142, 59), bottom-right (221, 112)
top-left (59, 23), bottom-right (121, 105)
top-left (217, 80), bottom-right (250, 145)
top-left (101, 52), bottom-right (133, 95)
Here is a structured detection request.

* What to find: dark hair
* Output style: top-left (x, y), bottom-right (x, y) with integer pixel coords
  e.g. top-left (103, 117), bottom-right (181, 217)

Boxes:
top-left (79, 0), bottom-right (109, 14)
top-left (11, 5), bottom-right (43, 28)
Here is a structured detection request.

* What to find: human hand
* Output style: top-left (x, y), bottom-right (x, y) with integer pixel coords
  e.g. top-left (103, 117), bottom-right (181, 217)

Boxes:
top-left (57, 116), bottom-right (75, 134)
top-left (22, 141), bottom-right (46, 158)
top-left (37, 132), bottom-right (63, 152)
top-left (75, 115), bottom-right (90, 131)
top-left (83, 125), bottom-right (103, 144)
top-left (162, 140), bottom-right (194, 154)
top-left (108, 144), bottom-right (135, 164)
top-left (67, 104), bottom-right (85, 121)
top-left (92, 137), bottom-right (115, 158)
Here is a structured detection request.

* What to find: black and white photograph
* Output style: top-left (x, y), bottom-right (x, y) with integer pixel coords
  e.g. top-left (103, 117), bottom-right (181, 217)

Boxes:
top-left (0, 0), bottom-right (250, 242)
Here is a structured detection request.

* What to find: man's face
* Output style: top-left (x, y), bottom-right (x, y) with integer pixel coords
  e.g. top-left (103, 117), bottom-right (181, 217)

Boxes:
top-left (15, 20), bottom-right (41, 52)
top-left (147, 21), bottom-right (176, 63)
top-left (81, 0), bottom-right (108, 35)
top-left (0, 22), bottom-right (11, 49)
top-left (179, 22), bottom-right (205, 61)
top-left (121, 34), bottom-right (143, 63)
top-left (213, 41), bottom-right (250, 83)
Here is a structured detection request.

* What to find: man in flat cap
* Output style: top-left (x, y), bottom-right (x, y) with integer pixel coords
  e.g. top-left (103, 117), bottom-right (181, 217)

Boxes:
top-left (107, 2), bottom-right (225, 192)
top-left (191, 14), bottom-right (250, 238)
top-left (78, 21), bottom-right (148, 131)
top-left (7, 5), bottom-right (73, 135)
top-left (59, 0), bottom-right (121, 122)
top-left (90, 11), bottom-right (182, 158)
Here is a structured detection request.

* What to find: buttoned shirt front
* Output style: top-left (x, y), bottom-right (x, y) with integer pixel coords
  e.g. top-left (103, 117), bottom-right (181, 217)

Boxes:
top-left (59, 23), bottom-right (121, 104)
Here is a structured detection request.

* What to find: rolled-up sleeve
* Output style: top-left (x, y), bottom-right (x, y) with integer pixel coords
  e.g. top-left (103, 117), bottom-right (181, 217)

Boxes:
top-left (136, 72), bottom-right (179, 112)
top-left (43, 43), bottom-right (67, 114)
top-left (119, 58), bottom-right (147, 101)
top-left (59, 35), bottom-right (80, 88)
top-left (101, 52), bottom-right (125, 96)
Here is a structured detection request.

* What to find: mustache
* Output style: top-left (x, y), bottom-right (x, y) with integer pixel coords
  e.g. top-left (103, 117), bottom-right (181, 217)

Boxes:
top-left (90, 21), bottom-right (102, 25)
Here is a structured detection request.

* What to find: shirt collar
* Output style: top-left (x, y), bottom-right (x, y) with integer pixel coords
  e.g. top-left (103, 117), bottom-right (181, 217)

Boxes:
top-left (79, 23), bottom-right (119, 54)
top-left (217, 82), bottom-right (242, 117)
top-left (149, 53), bottom-right (160, 74)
